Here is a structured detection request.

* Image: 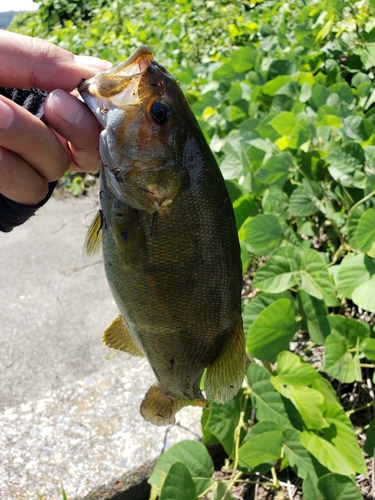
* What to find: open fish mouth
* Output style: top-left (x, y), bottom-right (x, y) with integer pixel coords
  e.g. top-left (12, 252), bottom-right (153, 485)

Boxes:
top-left (78, 46), bottom-right (154, 122)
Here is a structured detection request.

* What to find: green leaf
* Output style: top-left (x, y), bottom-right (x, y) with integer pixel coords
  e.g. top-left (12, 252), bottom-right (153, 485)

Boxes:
top-left (317, 474), bottom-right (363, 500)
top-left (296, 290), bottom-right (330, 344)
top-left (246, 299), bottom-right (297, 362)
top-left (289, 180), bottom-right (324, 217)
top-left (354, 208), bottom-right (375, 255)
top-left (211, 482), bottom-right (235, 500)
top-left (253, 246), bottom-right (301, 293)
top-left (300, 432), bottom-right (355, 476)
top-left (327, 143), bottom-right (365, 188)
top-left (202, 390), bottom-right (250, 456)
top-left (300, 249), bottom-right (338, 306)
top-left (323, 315), bottom-right (370, 382)
top-left (262, 75), bottom-right (293, 96)
top-left (238, 421), bottom-right (283, 470)
top-left (322, 404), bottom-right (367, 475)
top-left (352, 274), bottom-right (375, 312)
top-left (148, 441), bottom-right (213, 496)
top-left (229, 46), bottom-right (255, 73)
top-left (246, 364), bottom-right (301, 430)
top-left (159, 462), bottom-right (197, 500)
top-left (336, 253), bottom-right (375, 299)
top-left (239, 214), bottom-right (283, 256)
top-left (269, 112), bottom-right (297, 136)
top-left (242, 291), bottom-right (292, 332)
top-left (255, 153), bottom-right (292, 186)
top-left (323, 333), bottom-right (362, 383)
top-left (262, 185), bottom-right (290, 217)
top-left (329, 82), bottom-right (353, 104)
top-left (233, 194), bottom-right (258, 230)
top-left (344, 115), bottom-right (374, 142)
top-left (364, 418), bottom-right (375, 457)
top-left (363, 338), bottom-right (375, 362)
top-left (283, 428), bottom-right (325, 480)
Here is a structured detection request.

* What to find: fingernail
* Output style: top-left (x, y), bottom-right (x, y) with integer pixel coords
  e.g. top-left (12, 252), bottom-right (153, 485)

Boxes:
top-left (74, 55), bottom-right (112, 70)
top-left (47, 89), bottom-right (85, 124)
top-left (0, 99), bottom-right (14, 129)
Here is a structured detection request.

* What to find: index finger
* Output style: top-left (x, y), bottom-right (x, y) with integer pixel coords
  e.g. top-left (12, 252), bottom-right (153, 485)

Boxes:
top-left (0, 30), bottom-right (111, 92)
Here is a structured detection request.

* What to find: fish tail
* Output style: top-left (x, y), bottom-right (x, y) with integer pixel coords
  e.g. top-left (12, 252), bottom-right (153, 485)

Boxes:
top-left (140, 384), bottom-right (208, 426)
top-left (205, 314), bottom-right (246, 404)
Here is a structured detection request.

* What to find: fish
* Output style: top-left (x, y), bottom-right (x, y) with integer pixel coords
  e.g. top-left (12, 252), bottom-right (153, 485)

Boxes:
top-left (78, 46), bottom-right (245, 426)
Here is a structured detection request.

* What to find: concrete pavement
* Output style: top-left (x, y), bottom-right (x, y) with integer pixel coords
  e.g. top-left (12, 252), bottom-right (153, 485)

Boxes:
top-left (0, 192), bottom-right (201, 499)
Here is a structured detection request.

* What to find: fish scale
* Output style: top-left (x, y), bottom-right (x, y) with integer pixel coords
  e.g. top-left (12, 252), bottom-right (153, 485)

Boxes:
top-left (79, 46), bottom-right (246, 425)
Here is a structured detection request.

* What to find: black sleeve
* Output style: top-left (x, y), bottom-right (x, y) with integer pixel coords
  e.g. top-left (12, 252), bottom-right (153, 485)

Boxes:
top-left (0, 87), bottom-right (58, 233)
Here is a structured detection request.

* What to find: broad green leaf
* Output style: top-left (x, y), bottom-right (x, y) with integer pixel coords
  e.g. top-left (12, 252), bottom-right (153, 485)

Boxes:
top-left (329, 82), bottom-right (353, 104)
top-left (323, 404), bottom-right (367, 475)
top-left (364, 417), bottom-right (375, 457)
top-left (242, 291), bottom-right (292, 332)
top-left (323, 332), bottom-right (362, 383)
top-left (262, 75), bottom-right (293, 96)
top-left (239, 214), bottom-right (283, 256)
top-left (344, 115), bottom-right (374, 142)
top-left (262, 185), bottom-right (290, 216)
top-left (246, 364), bottom-right (302, 429)
top-left (296, 290), bottom-right (330, 344)
top-left (363, 337), bottom-right (375, 362)
top-left (317, 474), bottom-right (363, 500)
top-left (303, 473), bottom-right (324, 500)
top-left (253, 246), bottom-right (301, 293)
top-left (238, 422), bottom-right (283, 470)
top-left (211, 482), bottom-right (235, 500)
top-left (255, 153), bottom-right (291, 186)
top-left (300, 432), bottom-right (355, 476)
top-left (201, 390), bottom-right (250, 456)
top-left (159, 462), bottom-right (197, 500)
top-left (267, 59), bottom-right (295, 78)
top-left (269, 112), bottom-right (297, 136)
top-left (289, 184), bottom-right (318, 216)
top-left (219, 154), bottom-right (243, 180)
top-left (229, 46), bottom-right (255, 73)
top-left (310, 83), bottom-right (331, 108)
top-left (354, 208), bottom-right (375, 254)
top-left (288, 118), bottom-right (311, 150)
top-left (233, 194), bottom-right (258, 230)
top-left (323, 316), bottom-right (370, 383)
top-left (300, 249), bottom-right (338, 306)
top-left (336, 253), bottom-right (375, 299)
top-left (246, 299), bottom-right (298, 362)
top-left (352, 274), bottom-right (375, 312)
top-left (273, 351), bottom-right (319, 386)
top-left (327, 143), bottom-right (365, 188)
top-left (148, 441), bottom-right (213, 496)
top-left (283, 428), bottom-right (326, 480)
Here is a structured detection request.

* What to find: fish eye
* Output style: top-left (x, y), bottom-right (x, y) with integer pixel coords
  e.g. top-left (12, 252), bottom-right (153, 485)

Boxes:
top-left (150, 101), bottom-right (171, 125)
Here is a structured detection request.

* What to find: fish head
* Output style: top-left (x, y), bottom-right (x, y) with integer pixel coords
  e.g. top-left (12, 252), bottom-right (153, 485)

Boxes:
top-left (79, 46), bottom-right (192, 213)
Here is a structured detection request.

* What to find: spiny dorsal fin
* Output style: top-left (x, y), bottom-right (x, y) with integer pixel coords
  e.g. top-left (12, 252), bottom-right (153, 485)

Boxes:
top-left (140, 384), bottom-right (208, 426)
top-left (205, 314), bottom-right (246, 404)
top-left (103, 315), bottom-right (144, 357)
top-left (83, 210), bottom-right (103, 263)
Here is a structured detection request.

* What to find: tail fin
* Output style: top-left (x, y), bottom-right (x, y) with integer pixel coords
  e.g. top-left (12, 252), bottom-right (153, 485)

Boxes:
top-left (140, 384), bottom-right (208, 426)
top-left (205, 314), bottom-right (246, 404)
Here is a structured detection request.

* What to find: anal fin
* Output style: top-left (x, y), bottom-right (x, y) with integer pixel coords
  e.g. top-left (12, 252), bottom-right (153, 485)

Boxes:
top-left (103, 315), bottom-right (144, 357)
top-left (140, 384), bottom-right (208, 426)
top-left (205, 314), bottom-right (246, 404)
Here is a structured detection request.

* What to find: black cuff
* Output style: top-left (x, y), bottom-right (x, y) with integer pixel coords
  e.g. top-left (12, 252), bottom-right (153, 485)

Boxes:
top-left (0, 181), bottom-right (58, 232)
top-left (0, 86), bottom-right (54, 232)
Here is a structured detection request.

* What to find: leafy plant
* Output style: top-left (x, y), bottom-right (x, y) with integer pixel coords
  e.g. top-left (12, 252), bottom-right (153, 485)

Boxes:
top-left (10, 0), bottom-right (375, 497)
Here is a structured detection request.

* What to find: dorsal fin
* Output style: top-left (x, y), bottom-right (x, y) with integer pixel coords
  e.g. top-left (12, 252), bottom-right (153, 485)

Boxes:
top-left (103, 315), bottom-right (144, 357)
top-left (83, 210), bottom-right (103, 263)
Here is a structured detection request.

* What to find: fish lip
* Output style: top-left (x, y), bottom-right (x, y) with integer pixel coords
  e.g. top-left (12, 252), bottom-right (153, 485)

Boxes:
top-left (107, 45), bottom-right (154, 77)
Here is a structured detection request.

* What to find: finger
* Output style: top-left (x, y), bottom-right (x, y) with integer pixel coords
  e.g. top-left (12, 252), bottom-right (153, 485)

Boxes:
top-left (44, 90), bottom-right (102, 173)
top-left (0, 96), bottom-right (72, 181)
top-left (0, 147), bottom-right (49, 205)
top-left (0, 31), bottom-right (111, 91)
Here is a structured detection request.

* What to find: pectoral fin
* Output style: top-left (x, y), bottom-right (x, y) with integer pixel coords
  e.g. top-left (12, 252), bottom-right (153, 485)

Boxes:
top-left (83, 210), bottom-right (103, 263)
top-left (205, 314), bottom-right (246, 404)
top-left (140, 384), bottom-right (208, 426)
top-left (103, 315), bottom-right (144, 357)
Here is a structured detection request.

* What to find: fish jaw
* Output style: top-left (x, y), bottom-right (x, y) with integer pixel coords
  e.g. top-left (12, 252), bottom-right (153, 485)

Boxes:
top-left (78, 46), bottom-right (154, 127)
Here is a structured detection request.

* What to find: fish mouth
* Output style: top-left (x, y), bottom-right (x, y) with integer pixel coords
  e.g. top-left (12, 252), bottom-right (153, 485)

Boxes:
top-left (78, 46), bottom-right (154, 121)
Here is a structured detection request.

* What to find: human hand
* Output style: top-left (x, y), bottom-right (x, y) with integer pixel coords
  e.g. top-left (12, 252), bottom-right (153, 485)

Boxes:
top-left (0, 30), bottom-right (111, 205)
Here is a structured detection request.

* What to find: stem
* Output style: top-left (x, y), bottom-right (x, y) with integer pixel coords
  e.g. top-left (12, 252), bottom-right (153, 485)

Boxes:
top-left (271, 467), bottom-right (279, 489)
top-left (347, 400), bottom-right (375, 415)
top-left (360, 363), bottom-right (375, 368)
top-left (347, 189), bottom-right (375, 218)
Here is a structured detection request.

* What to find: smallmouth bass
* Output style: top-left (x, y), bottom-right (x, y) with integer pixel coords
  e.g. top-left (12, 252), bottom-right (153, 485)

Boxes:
top-left (79, 47), bottom-right (245, 426)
